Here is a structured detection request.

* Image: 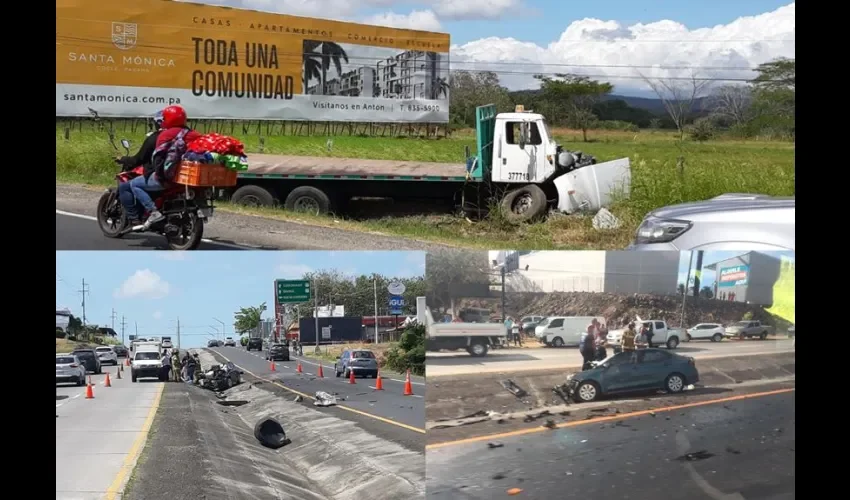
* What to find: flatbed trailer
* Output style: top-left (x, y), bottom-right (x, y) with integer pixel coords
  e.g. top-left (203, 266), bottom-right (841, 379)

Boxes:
top-left (222, 105), bottom-right (631, 222)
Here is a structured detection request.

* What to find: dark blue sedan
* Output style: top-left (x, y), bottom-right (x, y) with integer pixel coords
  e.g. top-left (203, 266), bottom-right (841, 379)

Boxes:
top-left (567, 348), bottom-right (699, 403)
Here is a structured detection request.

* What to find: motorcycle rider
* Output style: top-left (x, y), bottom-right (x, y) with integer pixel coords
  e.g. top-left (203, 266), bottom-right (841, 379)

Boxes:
top-left (117, 110), bottom-right (164, 226)
top-left (130, 105), bottom-right (201, 229)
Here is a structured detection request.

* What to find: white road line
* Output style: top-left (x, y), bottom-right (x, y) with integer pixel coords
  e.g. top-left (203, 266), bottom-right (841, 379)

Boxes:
top-left (55, 209), bottom-right (248, 249)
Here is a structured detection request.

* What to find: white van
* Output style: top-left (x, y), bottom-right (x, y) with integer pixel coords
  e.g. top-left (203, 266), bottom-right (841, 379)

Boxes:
top-left (535, 316), bottom-right (602, 347)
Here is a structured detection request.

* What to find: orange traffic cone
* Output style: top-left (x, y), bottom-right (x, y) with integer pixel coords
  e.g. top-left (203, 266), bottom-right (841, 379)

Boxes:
top-left (270, 361), bottom-right (276, 372)
top-left (317, 364), bottom-right (324, 378)
top-left (85, 383), bottom-right (94, 399)
top-left (374, 371), bottom-right (384, 391)
top-left (403, 369), bottom-right (414, 396)
top-left (296, 361), bottom-right (303, 373)
top-left (104, 372), bottom-right (112, 387)
top-left (349, 369), bottom-right (356, 384)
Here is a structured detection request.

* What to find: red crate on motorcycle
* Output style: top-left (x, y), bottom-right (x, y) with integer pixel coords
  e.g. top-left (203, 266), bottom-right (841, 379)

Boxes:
top-left (173, 161), bottom-right (238, 187)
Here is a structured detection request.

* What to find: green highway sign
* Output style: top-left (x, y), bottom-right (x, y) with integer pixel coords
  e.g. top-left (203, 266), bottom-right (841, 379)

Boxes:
top-left (276, 279), bottom-right (311, 304)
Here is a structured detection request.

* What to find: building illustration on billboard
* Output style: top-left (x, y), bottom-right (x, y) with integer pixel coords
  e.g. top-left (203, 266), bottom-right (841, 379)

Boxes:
top-left (718, 265), bottom-right (749, 287)
top-left (55, 0), bottom-right (451, 123)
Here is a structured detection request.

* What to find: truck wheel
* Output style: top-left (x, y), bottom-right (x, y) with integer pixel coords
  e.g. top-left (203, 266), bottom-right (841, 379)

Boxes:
top-left (284, 186), bottom-right (331, 215)
top-left (760, 332), bottom-right (768, 340)
top-left (231, 185), bottom-right (276, 207)
top-left (666, 337), bottom-right (679, 349)
top-left (467, 343), bottom-right (489, 357)
top-left (552, 337), bottom-right (565, 348)
top-left (500, 184), bottom-right (547, 224)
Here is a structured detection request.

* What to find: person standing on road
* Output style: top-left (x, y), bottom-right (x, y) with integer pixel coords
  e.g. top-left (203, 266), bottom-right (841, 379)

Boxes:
top-left (594, 328), bottom-right (608, 361)
top-left (297, 340), bottom-right (303, 356)
top-left (161, 349), bottom-right (172, 381)
top-left (641, 323), bottom-right (654, 348)
top-left (621, 322), bottom-right (637, 354)
top-left (635, 327), bottom-right (648, 349)
top-left (171, 349), bottom-right (181, 381)
top-left (579, 324), bottom-right (595, 370)
top-left (186, 352), bottom-right (197, 383)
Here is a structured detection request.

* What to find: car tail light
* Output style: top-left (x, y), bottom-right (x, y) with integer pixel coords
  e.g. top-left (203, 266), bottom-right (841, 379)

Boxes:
top-left (69, 363), bottom-right (78, 368)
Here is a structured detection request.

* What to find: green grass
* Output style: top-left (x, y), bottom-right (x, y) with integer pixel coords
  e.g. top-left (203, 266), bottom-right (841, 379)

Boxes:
top-left (56, 122), bottom-right (795, 249)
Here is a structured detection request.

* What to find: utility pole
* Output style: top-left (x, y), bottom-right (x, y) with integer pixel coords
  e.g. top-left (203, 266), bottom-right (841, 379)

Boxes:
top-left (500, 266), bottom-right (507, 324)
top-left (120, 315), bottom-right (128, 345)
top-left (135, 322), bottom-right (138, 338)
top-left (110, 309), bottom-right (117, 330)
top-left (177, 317), bottom-right (181, 350)
top-left (692, 251), bottom-right (704, 298)
top-left (314, 280), bottom-right (320, 353)
top-left (680, 252), bottom-right (694, 327)
top-left (78, 279), bottom-right (90, 326)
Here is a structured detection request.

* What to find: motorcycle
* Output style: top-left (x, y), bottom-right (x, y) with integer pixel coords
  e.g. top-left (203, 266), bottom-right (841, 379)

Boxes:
top-left (95, 135), bottom-right (215, 250)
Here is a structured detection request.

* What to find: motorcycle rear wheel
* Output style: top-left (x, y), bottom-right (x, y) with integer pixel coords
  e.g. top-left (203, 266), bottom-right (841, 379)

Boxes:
top-left (96, 190), bottom-right (128, 238)
top-left (166, 212), bottom-right (204, 250)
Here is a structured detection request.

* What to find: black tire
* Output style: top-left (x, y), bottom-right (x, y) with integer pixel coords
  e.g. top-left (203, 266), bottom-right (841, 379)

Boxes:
top-left (96, 367), bottom-right (102, 374)
top-left (96, 190), bottom-right (128, 238)
top-left (131, 373), bottom-right (137, 382)
top-left (335, 367), bottom-right (341, 378)
top-left (760, 332), bottom-right (768, 340)
top-left (344, 368), bottom-right (350, 379)
top-left (552, 337), bottom-right (565, 348)
top-left (712, 333), bottom-right (723, 342)
top-left (500, 184), bottom-right (547, 224)
top-left (231, 184), bottom-right (276, 207)
top-left (284, 186), bottom-right (331, 215)
top-left (665, 373), bottom-right (686, 393)
top-left (666, 337), bottom-right (679, 349)
top-left (166, 213), bottom-right (204, 250)
top-left (574, 381), bottom-right (600, 402)
top-left (467, 343), bottom-right (489, 357)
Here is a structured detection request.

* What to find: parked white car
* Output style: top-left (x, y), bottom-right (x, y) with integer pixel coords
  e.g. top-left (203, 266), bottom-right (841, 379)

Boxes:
top-left (535, 316), bottom-right (601, 347)
top-left (95, 346), bottom-right (119, 365)
top-left (685, 323), bottom-right (725, 342)
top-left (223, 337), bottom-right (237, 347)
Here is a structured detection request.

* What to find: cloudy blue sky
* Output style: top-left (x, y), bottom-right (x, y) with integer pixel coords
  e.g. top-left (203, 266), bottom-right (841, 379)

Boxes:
top-left (189, 0), bottom-right (795, 95)
top-left (56, 251), bottom-right (425, 348)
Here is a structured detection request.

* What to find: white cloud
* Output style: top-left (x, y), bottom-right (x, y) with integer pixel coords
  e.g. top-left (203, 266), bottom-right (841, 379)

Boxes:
top-left (430, 0), bottom-right (522, 21)
top-left (114, 270), bottom-right (171, 299)
top-left (450, 2), bottom-right (795, 93)
top-left (277, 263), bottom-right (314, 278)
top-left (153, 311), bottom-right (163, 320)
top-left (363, 10), bottom-right (442, 31)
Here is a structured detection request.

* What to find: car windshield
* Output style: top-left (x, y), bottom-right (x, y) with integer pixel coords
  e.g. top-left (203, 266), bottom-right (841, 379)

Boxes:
top-left (73, 351), bottom-right (94, 359)
top-left (352, 351), bottom-right (375, 359)
top-left (56, 356), bottom-right (76, 364)
top-left (135, 352), bottom-right (160, 360)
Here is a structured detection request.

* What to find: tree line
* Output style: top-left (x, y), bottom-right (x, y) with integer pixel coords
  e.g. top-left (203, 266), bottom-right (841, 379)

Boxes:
top-left (448, 57), bottom-right (795, 141)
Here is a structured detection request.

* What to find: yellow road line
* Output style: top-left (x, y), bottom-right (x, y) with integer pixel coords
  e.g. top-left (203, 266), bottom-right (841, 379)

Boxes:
top-left (426, 387), bottom-right (795, 450)
top-left (214, 351), bottom-right (426, 435)
top-left (104, 383), bottom-right (165, 500)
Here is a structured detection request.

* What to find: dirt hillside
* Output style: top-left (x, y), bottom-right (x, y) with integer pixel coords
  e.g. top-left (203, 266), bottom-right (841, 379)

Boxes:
top-left (460, 292), bottom-right (789, 329)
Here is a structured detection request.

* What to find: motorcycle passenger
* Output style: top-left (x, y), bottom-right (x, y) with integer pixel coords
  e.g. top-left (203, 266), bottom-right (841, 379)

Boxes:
top-left (130, 105), bottom-right (200, 229)
top-left (117, 110), bottom-right (164, 226)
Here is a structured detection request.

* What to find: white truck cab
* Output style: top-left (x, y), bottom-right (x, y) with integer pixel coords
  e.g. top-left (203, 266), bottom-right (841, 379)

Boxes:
top-left (419, 297), bottom-right (505, 357)
top-left (607, 318), bottom-right (684, 349)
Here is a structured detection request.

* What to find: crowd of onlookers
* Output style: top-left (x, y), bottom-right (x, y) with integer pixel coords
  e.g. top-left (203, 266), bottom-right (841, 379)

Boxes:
top-left (159, 348), bottom-right (201, 382)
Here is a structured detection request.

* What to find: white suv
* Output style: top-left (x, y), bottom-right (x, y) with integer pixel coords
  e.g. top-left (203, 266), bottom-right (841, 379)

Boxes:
top-left (685, 323), bottom-right (725, 342)
top-left (223, 337), bottom-right (236, 347)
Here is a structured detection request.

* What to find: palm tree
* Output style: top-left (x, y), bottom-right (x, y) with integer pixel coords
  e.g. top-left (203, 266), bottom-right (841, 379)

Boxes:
top-left (432, 77), bottom-right (449, 99)
top-left (302, 40), bottom-right (322, 93)
top-left (319, 42), bottom-right (349, 95)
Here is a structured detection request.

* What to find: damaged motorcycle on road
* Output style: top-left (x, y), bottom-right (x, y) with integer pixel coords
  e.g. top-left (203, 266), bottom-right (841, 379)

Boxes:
top-left (198, 362), bottom-right (243, 391)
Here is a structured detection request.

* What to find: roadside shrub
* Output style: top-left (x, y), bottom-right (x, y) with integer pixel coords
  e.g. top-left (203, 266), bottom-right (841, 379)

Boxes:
top-left (742, 311), bottom-right (754, 321)
top-left (240, 336), bottom-right (249, 346)
top-left (687, 118), bottom-right (715, 142)
top-left (56, 329), bottom-right (66, 339)
top-left (384, 324), bottom-right (425, 376)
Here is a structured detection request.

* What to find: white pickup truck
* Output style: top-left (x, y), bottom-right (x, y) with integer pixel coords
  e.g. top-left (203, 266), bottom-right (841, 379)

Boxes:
top-left (419, 298), bottom-right (505, 357)
top-left (607, 318), bottom-right (684, 349)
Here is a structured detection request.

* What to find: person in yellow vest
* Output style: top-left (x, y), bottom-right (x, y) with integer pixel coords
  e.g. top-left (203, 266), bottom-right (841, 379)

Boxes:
top-left (621, 322), bottom-right (637, 353)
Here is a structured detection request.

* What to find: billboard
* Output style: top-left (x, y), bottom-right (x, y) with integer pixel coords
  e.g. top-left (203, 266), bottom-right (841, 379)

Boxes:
top-left (56, 0), bottom-right (450, 123)
top-left (718, 265), bottom-right (749, 287)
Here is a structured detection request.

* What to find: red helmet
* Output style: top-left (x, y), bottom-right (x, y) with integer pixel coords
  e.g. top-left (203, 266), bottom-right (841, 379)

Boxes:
top-left (161, 105), bottom-right (187, 129)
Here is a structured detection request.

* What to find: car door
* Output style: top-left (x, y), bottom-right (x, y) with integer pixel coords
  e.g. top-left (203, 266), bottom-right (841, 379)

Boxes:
top-left (547, 318), bottom-right (565, 343)
top-left (497, 120), bottom-right (542, 182)
top-left (632, 350), bottom-right (674, 390)
top-left (339, 351), bottom-right (350, 372)
top-left (600, 353), bottom-right (641, 393)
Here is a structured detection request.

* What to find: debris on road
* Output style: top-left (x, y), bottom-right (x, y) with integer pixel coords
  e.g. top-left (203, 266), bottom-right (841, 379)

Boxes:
top-left (592, 208), bottom-right (622, 230)
top-left (253, 417), bottom-right (291, 449)
top-left (676, 450), bottom-right (715, 462)
top-left (199, 362), bottom-right (244, 392)
top-left (500, 379), bottom-right (528, 398)
top-left (487, 442), bottom-right (504, 449)
top-left (216, 400), bottom-right (249, 407)
top-left (294, 395), bottom-right (303, 402)
top-left (314, 391), bottom-right (338, 407)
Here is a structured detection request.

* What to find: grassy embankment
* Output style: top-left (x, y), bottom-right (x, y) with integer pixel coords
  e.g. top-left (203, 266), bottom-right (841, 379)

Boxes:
top-left (56, 124), bottom-right (795, 249)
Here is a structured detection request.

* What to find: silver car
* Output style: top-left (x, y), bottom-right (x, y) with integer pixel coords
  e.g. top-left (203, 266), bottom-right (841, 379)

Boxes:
top-left (95, 346), bottom-right (119, 365)
top-left (56, 354), bottom-right (86, 386)
top-left (629, 194), bottom-right (795, 251)
top-left (334, 349), bottom-right (379, 378)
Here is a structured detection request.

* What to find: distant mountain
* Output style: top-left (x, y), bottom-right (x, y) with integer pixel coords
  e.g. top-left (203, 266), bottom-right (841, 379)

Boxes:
top-left (509, 89), bottom-right (708, 116)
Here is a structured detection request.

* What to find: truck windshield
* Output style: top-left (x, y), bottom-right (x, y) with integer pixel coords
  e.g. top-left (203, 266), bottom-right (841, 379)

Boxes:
top-left (135, 352), bottom-right (160, 361)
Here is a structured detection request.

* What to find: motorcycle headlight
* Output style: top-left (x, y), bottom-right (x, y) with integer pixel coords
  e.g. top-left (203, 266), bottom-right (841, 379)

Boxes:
top-left (634, 216), bottom-right (692, 244)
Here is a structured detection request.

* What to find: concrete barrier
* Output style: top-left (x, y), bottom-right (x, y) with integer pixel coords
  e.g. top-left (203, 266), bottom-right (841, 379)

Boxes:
top-left (196, 350), bottom-right (425, 500)
top-left (426, 352), bottom-right (795, 423)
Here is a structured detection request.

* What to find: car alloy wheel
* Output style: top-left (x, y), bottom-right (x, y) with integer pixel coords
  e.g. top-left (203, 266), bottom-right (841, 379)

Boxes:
top-left (577, 382), bottom-right (598, 402)
top-left (666, 374), bottom-right (685, 393)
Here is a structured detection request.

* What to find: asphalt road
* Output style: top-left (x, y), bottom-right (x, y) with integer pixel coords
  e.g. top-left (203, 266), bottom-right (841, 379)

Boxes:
top-left (57, 184), bottom-right (450, 250)
top-left (56, 212), bottom-right (255, 250)
top-left (210, 346), bottom-right (426, 431)
top-left (426, 390), bottom-right (795, 500)
top-left (427, 338), bottom-right (796, 377)
top-left (56, 366), bottom-right (164, 500)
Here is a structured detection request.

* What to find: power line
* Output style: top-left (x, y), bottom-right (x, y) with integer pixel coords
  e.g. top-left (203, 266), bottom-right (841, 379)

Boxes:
top-left (78, 279), bottom-right (90, 325)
